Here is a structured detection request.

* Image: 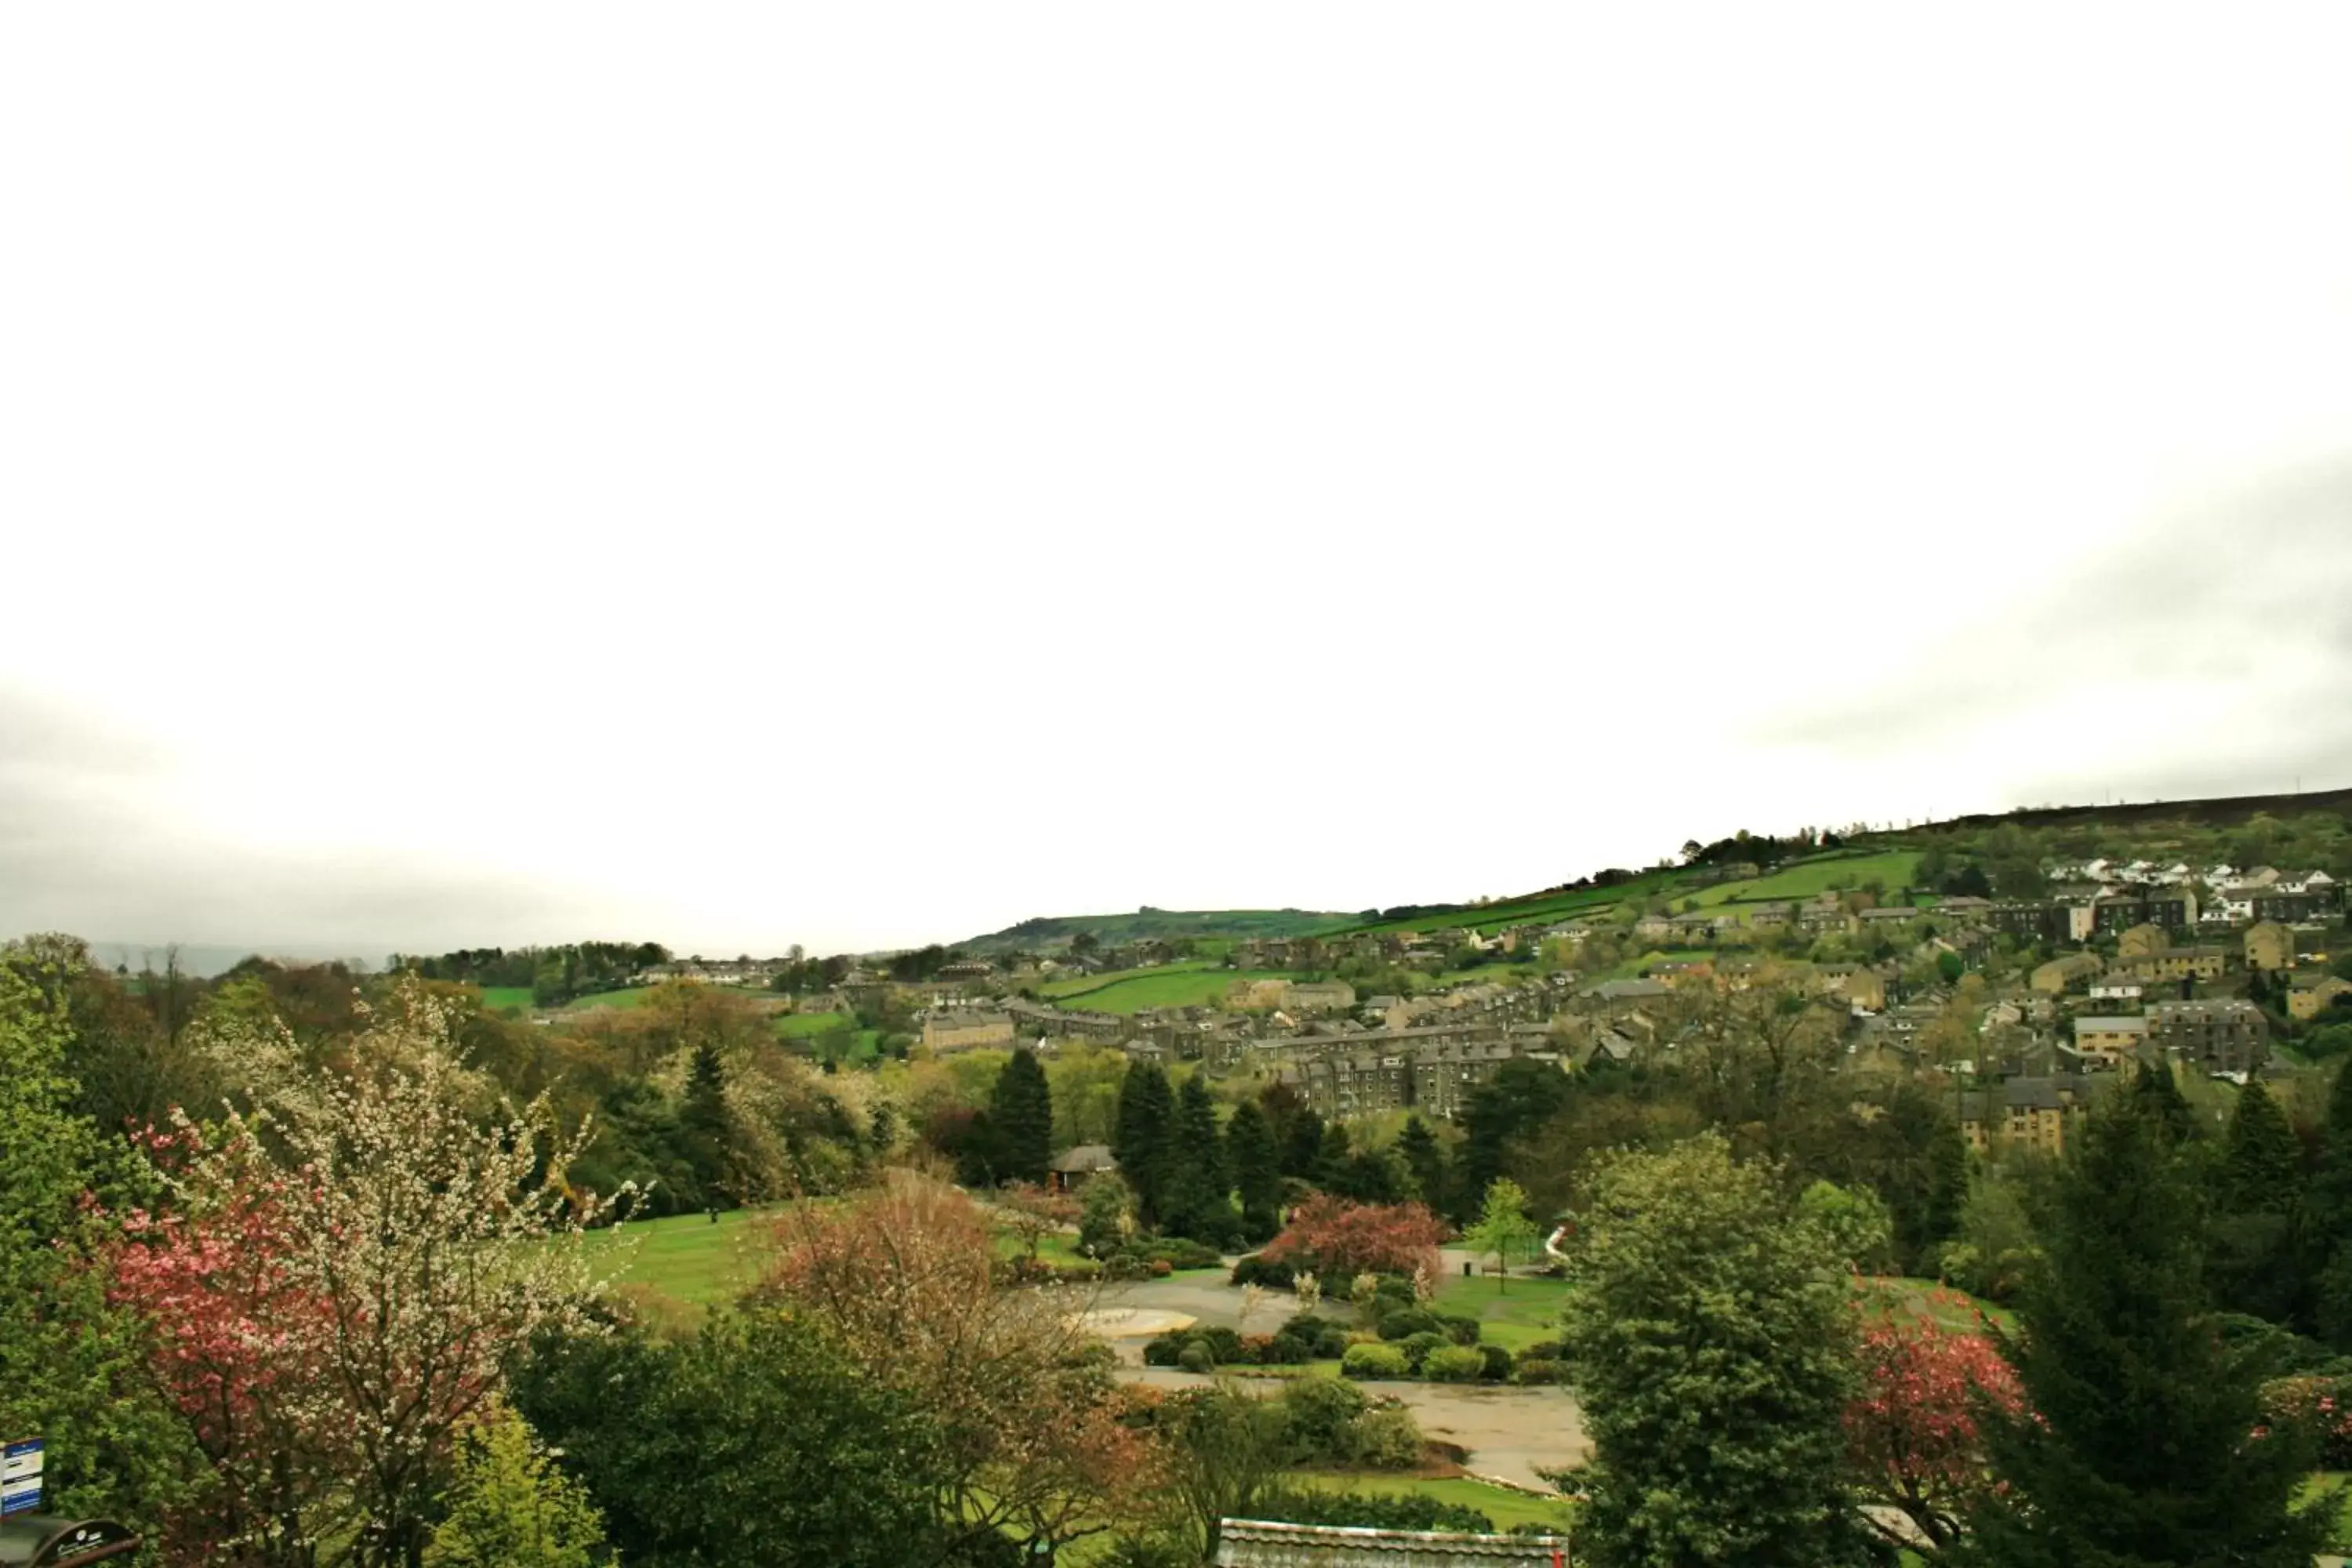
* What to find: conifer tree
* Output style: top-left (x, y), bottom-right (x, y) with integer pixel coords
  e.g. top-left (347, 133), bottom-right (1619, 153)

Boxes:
top-left (1112, 1063), bottom-right (1175, 1226)
top-left (1960, 1069), bottom-right (2331, 1567)
top-left (1396, 1116), bottom-right (1450, 1212)
top-left (1165, 1073), bottom-right (1234, 1243)
top-left (1225, 1098), bottom-right (1283, 1240)
top-left (2210, 1077), bottom-right (2304, 1321)
top-left (680, 1039), bottom-right (733, 1207)
top-left (2307, 1063), bottom-right (2352, 1347)
top-left (989, 1048), bottom-right (1054, 1186)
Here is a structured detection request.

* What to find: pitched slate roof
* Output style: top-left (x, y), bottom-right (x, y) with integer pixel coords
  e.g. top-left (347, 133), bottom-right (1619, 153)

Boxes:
top-left (1216, 1520), bottom-right (1569, 1568)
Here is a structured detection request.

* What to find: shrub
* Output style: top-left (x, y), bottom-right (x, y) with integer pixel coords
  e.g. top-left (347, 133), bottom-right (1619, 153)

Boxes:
top-left (1376, 1308), bottom-right (1438, 1342)
top-left (1342, 1401), bottom-right (1426, 1468)
top-left (1190, 1326), bottom-right (1246, 1364)
top-left (1309, 1324), bottom-right (1352, 1358)
top-left (1052, 1261), bottom-right (1102, 1283)
top-left (1436, 1313), bottom-right (1483, 1347)
top-left (1279, 1376), bottom-right (1370, 1459)
top-left (1373, 1278), bottom-right (1418, 1313)
top-left (1341, 1343), bottom-right (1410, 1381)
top-left (1239, 1333), bottom-right (1280, 1365)
top-left (1279, 1314), bottom-right (1350, 1359)
top-left (1513, 1359), bottom-right (1567, 1385)
top-left (1149, 1237), bottom-right (1224, 1271)
top-left (1398, 1331), bottom-right (1446, 1371)
top-left (2260, 1374), bottom-right (2352, 1468)
top-left (1477, 1345), bottom-right (1513, 1381)
top-left (1422, 1345), bottom-right (1485, 1383)
top-left (1518, 1339), bottom-right (1565, 1363)
top-left (1177, 1341), bottom-right (1215, 1374)
top-left (1261, 1196), bottom-right (1449, 1280)
top-left (1248, 1483), bottom-right (1492, 1534)
top-left (1142, 1334), bottom-right (1187, 1367)
top-left (1229, 1255), bottom-right (1295, 1289)
top-left (1149, 1258), bottom-right (1173, 1278)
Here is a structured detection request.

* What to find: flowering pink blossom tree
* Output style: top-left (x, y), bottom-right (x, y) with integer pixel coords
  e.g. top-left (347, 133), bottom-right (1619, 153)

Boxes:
top-left (1843, 1306), bottom-right (2022, 1549)
top-left (116, 983), bottom-right (618, 1568)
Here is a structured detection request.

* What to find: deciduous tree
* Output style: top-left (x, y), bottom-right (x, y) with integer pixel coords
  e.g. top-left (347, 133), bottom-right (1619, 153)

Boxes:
top-left (1559, 1133), bottom-right (1873, 1566)
top-left (1261, 1195), bottom-right (1446, 1281)
top-left (1844, 1312), bottom-right (2020, 1550)
top-left (1461, 1178), bottom-right (1538, 1292)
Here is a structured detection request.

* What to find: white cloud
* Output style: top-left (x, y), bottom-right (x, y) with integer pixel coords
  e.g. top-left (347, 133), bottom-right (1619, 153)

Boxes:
top-left (3, 5), bottom-right (2350, 953)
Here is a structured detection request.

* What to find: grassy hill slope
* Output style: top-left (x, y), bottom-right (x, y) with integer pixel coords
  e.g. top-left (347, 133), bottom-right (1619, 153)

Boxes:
top-left (956, 907), bottom-right (1354, 953)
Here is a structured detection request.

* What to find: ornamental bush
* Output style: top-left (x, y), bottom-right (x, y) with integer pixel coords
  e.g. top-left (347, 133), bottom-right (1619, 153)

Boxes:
top-left (1342, 1402), bottom-right (1426, 1468)
top-left (1149, 1238), bottom-right (1224, 1271)
top-left (1229, 1255), bottom-right (1295, 1289)
top-left (1513, 1359), bottom-right (1567, 1385)
top-left (1278, 1376), bottom-right (1369, 1460)
top-left (1376, 1308), bottom-right (1438, 1341)
top-left (1177, 1342), bottom-right (1215, 1374)
top-left (1477, 1345), bottom-right (1513, 1381)
top-left (1398, 1331), bottom-right (1446, 1372)
top-left (1422, 1345), bottom-right (1485, 1383)
top-left (1436, 1313), bottom-right (1483, 1347)
top-left (1341, 1343), bottom-right (1409, 1381)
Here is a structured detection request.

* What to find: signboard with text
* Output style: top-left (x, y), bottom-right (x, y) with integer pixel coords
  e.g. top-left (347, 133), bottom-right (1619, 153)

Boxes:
top-left (1, 1438), bottom-right (44, 1518)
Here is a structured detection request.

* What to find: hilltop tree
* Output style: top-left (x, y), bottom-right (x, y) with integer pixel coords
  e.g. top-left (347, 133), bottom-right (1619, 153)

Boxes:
top-left (1225, 1098), bottom-right (1283, 1240)
top-left (989, 1048), bottom-right (1054, 1186)
top-left (1958, 1069), bottom-right (2332, 1567)
top-left (1559, 1134), bottom-right (1873, 1567)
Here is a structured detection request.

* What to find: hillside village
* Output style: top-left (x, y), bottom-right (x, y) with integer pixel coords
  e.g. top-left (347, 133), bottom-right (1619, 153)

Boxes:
top-left (720, 840), bottom-right (2348, 1160)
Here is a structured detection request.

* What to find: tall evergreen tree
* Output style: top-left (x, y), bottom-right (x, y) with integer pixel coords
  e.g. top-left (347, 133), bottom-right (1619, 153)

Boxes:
top-left (679, 1040), bottom-right (734, 1207)
top-left (2307, 1063), bottom-right (2352, 1347)
top-left (1277, 1099), bottom-right (1325, 1181)
top-left (1396, 1116), bottom-right (1449, 1212)
top-left (1165, 1073), bottom-right (1235, 1243)
top-left (1225, 1099), bottom-right (1283, 1240)
top-left (1113, 1063), bottom-right (1176, 1227)
top-left (1457, 1058), bottom-right (1570, 1221)
top-left (1959, 1069), bottom-right (2330, 1567)
top-left (2128, 1058), bottom-right (2198, 1145)
top-left (2210, 1077), bottom-right (2304, 1322)
top-left (988, 1048), bottom-right (1054, 1186)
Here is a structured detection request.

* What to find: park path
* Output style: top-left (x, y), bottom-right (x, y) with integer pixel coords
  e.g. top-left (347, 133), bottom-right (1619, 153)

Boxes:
top-left (1112, 1365), bottom-right (1588, 1492)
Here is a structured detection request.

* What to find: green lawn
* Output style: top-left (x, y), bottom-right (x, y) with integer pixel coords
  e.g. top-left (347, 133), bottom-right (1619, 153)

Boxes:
top-left (777, 1010), bottom-right (848, 1036)
top-left (1042, 966), bottom-right (1292, 1014)
top-left (565, 985), bottom-right (658, 1011)
top-left (576, 1206), bottom-right (775, 1319)
top-left (1288, 1472), bottom-right (1572, 1533)
top-left (1432, 1271), bottom-right (1570, 1350)
top-left (479, 985), bottom-right (535, 1011)
top-left (2303, 1473), bottom-right (2351, 1552)
top-left (1690, 850), bottom-right (1922, 909)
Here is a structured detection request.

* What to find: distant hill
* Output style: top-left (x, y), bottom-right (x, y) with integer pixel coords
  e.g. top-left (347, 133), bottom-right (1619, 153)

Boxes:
top-left (954, 907), bottom-right (1354, 954)
top-left (1917, 785), bottom-right (2352, 833)
top-left (82, 942), bottom-right (387, 979)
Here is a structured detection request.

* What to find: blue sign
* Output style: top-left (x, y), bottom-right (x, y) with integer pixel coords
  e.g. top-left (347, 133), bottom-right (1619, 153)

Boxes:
top-left (2, 1437), bottom-right (43, 1518)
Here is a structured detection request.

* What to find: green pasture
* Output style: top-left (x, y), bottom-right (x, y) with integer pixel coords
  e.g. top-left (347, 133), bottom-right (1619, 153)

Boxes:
top-left (479, 986), bottom-right (535, 1011)
top-left (1044, 966), bottom-right (1292, 1014)
top-left (1691, 850), bottom-right (1922, 909)
top-left (575, 1206), bottom-right (774, 1320)
top-left (565, 986), bottom-right (658, 1011)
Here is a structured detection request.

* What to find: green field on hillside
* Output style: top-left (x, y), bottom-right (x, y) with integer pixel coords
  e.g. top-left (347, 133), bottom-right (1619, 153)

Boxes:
top-left (479, 985), bottom-right (535, 1011)
top-left (1041, 965), bottom-right (1292, 1014)
top-left (1692, 850), bottom-right (1922, 908)
top-left (777, 1010), bottom-right (848, 1036)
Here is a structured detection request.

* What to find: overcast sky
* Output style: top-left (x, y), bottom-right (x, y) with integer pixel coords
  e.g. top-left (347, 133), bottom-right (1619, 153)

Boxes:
top-left (5, 7), bottom-right (2350, 959)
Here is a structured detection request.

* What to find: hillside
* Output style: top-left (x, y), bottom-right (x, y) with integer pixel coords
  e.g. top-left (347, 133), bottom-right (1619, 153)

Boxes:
top-left (1917, 785), bottom-right (2352, 833)
top-left (954, 906), bottom-right (1353, 954)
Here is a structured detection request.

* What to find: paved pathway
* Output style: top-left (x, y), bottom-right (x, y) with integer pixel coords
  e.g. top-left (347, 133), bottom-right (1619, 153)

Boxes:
top-left (1115, 1366), bottom-right (1587, 1491)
